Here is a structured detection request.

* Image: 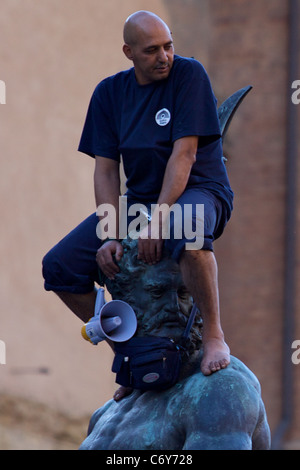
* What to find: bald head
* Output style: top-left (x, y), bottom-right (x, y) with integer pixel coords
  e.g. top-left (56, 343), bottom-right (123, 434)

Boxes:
top-left (123, 11), bottom-right (171, 46)
top-left (122, 11), bottom-right (174, 85)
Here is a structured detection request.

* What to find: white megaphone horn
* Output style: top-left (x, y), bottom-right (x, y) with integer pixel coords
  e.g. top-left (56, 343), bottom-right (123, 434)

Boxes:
top-left (81, 288), bottom-right (137, 345)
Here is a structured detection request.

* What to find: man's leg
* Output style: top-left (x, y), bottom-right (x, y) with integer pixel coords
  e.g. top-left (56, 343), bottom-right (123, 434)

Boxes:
top-left (42, 214), bottom-right (101, 321)
top-left (179, 248), bottom-right (230, 375)
top-left (43, 213), bottom-right (131, 400)
top-left (165, 188), bottom-right (230, 375)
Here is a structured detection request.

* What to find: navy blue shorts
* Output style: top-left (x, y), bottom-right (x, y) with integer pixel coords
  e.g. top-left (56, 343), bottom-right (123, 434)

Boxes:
top-left (42, 189), bottom-right (230, 294)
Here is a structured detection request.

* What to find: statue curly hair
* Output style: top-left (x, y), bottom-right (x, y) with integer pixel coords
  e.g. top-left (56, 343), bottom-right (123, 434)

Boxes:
top-left (99, 236), bottom-right (203, 354)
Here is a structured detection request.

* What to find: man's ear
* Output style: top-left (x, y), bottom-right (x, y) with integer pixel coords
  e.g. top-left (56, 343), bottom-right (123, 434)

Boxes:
top-left (123, 44), bottom-right (133, 61)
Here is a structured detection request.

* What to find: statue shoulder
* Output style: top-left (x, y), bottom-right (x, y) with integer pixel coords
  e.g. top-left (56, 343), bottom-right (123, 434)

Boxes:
top-left (176, 356), bottom-right (270, 450)
top-left (181, 355), bottom-right (262, 406)
top-left (87, 399), bottom-right (115, 435)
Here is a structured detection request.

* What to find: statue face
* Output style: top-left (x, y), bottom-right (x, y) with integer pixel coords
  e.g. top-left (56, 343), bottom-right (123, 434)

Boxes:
top-left (128, 258), bottom-right (193, 339)
top-left (104, 242), bottom-right (193, 341)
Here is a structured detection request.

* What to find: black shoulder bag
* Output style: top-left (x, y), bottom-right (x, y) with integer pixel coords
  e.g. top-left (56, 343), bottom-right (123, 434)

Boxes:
top-left (111, 303), bottom-right (199, 391)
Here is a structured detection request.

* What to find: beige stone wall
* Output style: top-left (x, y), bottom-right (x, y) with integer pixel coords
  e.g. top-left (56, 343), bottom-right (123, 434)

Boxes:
top-left (0, 0), bottom-right (170, 427)
top-left (209, 1), bottom-right (299, 446)
top-left (167, 0), bottom-right (300, 447)
top-left (208, 0), bottom-right (289, 433)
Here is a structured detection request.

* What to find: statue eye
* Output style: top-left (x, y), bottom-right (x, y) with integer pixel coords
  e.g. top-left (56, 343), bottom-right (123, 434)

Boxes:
top-left (150, 287), bottom-right (164, 298)
top-left (178, 288), bottom-right (190, 300)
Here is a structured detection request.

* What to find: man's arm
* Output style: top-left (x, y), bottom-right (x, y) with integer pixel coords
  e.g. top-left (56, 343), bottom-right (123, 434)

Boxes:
top-left (94, 156), bottom-right (124, 279)
top-left (157, 136), bottom-right (198, 205)
top-left (94, 155), bottom-right (120, 216)
top-left (138, 135), bottom-right (198, 265)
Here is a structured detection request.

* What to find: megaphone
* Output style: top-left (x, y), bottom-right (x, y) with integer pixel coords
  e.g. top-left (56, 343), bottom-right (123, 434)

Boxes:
top-left (81, 288), bottom-right (137, 345)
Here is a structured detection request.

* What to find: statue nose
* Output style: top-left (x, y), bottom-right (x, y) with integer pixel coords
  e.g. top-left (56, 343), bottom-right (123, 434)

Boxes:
top-left (165, 291), bottom-right (180, 313)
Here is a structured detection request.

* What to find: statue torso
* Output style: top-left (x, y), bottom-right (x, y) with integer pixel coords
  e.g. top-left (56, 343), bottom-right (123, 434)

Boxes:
top-left (80, 356), bottom-right (268, 450)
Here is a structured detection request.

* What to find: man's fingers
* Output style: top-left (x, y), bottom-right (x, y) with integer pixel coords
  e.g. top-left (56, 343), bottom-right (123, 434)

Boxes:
top-left (138, 239), bottom-right (163, 265)
top-left (97, 254), bottom-right (118, 278)
top-left (155, 239), bottom-right (163, 262)
top-left (96, 241), bottom-right (123, 279)
top-left (115, 243), bottom-right (124, 261)
top-left (138, 238), bottom-right (153, 264)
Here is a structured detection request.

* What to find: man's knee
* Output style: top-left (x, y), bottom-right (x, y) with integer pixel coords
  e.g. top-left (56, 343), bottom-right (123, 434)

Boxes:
top-left (42, 243), bottom-right (77, 292)
top-left (42, 242), bottom-right (98, 294)
top-left (42, 214), bottom-right (100, 294)
top-left (42, 247), bottom-right (64, 292)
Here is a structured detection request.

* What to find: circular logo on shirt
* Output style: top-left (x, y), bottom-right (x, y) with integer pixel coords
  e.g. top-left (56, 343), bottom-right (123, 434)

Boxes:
top-left (155, 108), bottom-right (171, 126)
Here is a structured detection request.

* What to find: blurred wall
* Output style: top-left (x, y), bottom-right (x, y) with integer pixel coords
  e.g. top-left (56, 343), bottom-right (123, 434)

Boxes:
top-left (165, 0), bottom-right (300, 448)
top-left (0, 0), bottom-right (299, 449)
top-left (0, 0), bottom-right (170, 419)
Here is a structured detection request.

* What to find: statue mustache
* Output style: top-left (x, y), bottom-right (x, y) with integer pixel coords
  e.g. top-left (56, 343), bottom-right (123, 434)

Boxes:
top-left (142, 308), bottom-right (188, 331)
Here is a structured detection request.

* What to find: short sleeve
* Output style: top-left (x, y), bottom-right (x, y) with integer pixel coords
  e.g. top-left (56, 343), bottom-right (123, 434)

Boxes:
top-left (78, 81), bottom-right (120, 161)
top-left (172, 59), bottom-right (221, 144)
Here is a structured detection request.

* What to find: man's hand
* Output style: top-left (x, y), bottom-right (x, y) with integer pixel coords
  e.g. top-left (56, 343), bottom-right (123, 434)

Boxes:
top-left (96, 240), bottom-right (124, 280)
top-left (137, 223), bottom-right (164, 265)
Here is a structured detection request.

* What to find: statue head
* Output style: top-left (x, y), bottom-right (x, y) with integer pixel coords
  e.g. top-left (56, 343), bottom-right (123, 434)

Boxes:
top-left (100, 237), bottom-right (203, 353)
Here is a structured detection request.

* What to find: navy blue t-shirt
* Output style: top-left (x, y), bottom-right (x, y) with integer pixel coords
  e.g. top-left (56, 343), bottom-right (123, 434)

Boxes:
top-left (78, 55), bottom-right (233, 213)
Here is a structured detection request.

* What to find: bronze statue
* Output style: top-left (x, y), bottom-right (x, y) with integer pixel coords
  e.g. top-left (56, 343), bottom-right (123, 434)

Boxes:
top-left (80, 237), bottom-right (270, 450)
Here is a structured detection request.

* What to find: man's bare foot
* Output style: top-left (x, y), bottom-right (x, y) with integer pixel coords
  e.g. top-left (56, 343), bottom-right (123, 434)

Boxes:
top-left (113, 386), bottom-right (133, 402)
top-left (201, 337), bottom-right (230, 376)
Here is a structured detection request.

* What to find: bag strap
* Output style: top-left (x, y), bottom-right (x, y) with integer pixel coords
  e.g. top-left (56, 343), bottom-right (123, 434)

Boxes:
top-left (180, 302), bottom-right (199, 347)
